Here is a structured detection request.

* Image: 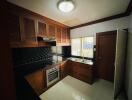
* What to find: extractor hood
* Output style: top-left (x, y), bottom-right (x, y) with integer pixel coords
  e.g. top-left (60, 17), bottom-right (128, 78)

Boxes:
top-left (37, 35), bottom-right (56, 46)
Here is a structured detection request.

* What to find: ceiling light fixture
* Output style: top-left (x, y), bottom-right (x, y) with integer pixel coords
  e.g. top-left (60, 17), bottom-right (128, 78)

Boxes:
top-left (57, 0), bottom-right (75, 13)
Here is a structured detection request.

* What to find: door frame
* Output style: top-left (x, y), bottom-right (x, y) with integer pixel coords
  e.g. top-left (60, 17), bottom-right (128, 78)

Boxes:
top-left (96, 30), bottom-right (117, 79)
top-left (114, 29), bottom-right (128, 99)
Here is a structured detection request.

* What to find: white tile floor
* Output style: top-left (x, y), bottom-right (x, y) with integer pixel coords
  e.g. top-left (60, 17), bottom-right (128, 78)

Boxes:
top-left (40, 76), bottom-right (115, 100)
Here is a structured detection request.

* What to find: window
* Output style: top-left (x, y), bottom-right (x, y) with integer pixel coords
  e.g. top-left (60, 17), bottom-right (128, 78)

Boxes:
top-left (82, 37), bottom-right (94, 58)
top-left (71, 38), bottom-right (81, 56)
top-left (71, 37), bottom-right (94, 58)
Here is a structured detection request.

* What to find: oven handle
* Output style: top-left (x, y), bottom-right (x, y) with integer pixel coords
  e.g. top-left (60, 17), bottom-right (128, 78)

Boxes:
top-left (47, 70), bottom-right (59, 75)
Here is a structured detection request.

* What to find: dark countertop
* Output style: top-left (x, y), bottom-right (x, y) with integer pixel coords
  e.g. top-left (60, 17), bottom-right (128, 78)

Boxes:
top-left (67, 57), bottom-right (94, 66)
top-left (15, 74), bottom-right (41, 100)
top-left (14, 60), bottom-right (50, 100)
top-left (14, 60), bottom-right (66, 100)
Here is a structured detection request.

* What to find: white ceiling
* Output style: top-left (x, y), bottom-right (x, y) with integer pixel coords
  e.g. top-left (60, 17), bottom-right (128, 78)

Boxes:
top-left (7, 0), bottom-right (130, 27)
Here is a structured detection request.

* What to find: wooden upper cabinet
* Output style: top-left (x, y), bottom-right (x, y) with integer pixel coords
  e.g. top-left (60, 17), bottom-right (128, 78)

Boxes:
top-left (61, 28), bottom-right (67, 43)
top-left (47, 23), bottom-right (56, 38)
top-left (9, 14), bottom-right (38, 47)
top-left (56, 26), bottom-right (62, 43)
top-left (38, 21), bottom-right (47, 37)
top-left (61, 28), bottom-right (70, 45)
top-left (56, 27), bottom-right (70, 46)
top-left (21, 16), bottom-right (36, 42)
top-left (8, 3), bottom-right (70, 47)
top-left (66, 29), bottom-right (70, 44)
top-left (8, 13), bottom-right (21, 43)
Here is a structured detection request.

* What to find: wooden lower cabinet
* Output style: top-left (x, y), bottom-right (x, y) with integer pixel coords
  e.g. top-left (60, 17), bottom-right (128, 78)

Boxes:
top-left (25, 69), bottom-right (46, 95)
top-left (25, 60), bottom-right (94, 96)
top-left (75, 66), bottom-right (93, 84)
top-left (60, 61), bottom-right (69, 78)
top-left (64, 60), bottom-right (94, 84)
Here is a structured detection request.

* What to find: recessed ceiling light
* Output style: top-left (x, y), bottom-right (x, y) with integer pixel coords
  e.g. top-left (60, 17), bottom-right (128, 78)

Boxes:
top-left (57, 0), bottom-right (75, 13)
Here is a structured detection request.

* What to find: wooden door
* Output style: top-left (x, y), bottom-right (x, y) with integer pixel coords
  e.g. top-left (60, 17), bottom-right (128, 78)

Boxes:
top-left (96, 31), bottom-right (117, 82)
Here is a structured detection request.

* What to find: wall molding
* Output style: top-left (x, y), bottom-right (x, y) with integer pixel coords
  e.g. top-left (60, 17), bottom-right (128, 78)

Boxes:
top-left (70, 0), bottom-right (132, 29)
top-left (6, 0), bottom-right (132, 30)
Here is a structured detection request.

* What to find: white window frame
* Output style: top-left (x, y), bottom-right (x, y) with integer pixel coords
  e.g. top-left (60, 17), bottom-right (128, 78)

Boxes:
top-left (71, 37), bottom-right (94, 58)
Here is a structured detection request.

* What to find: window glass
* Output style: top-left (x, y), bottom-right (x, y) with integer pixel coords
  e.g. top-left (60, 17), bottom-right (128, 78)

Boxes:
top-left (82, 37), bottom-right (94, 58)
top-left (71, 37), bottom-right (94, 58)
top-left (71, 38), bottom-right (81, 56)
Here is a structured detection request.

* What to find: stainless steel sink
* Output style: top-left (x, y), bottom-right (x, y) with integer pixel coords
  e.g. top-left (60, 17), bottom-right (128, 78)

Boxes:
top-left (68, 57), bottom-right (93, 65)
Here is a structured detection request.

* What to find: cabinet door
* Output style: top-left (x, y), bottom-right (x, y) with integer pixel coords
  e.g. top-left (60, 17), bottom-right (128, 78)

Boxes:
top-left (22, 16), bottom-right (36, 42)
top-left (25, 69), bottom-right (46, 95)
top-left (56, 26), bottom-right (62, 43)
top-left (66, 60), bottom-right (74, 76)
top-left (66, 30), bottom-right (70, 44)
top-left (8, 13), bottom-right (21, 43)
top-left (66, 61), bottom-right (93, 84)
top-left (61, 28), bottom-right (67, 43)
top-left (60, 61), bottom-right (68, 78)
top-left (77, 63), bottom-right (93, 84)
top-left (48, 23), bottom-right (55, 38)
top-left (38, 21), bottom-right (47, 37)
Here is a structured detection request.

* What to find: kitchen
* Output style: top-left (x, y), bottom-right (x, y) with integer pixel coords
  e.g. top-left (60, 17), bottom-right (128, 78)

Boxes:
top-left (0, 0), bottom-right (132, 100)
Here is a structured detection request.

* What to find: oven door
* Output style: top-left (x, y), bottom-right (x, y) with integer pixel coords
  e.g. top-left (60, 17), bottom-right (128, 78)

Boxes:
top-left (46, 68), bottom-right (59, 86)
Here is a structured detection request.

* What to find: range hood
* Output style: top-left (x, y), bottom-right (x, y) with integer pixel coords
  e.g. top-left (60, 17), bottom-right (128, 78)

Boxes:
top-left (40, 37), bottom-right (56, 42)
top-left (37, 34), bottom-right (56, 42)
top-left (37, 35), bottom-right (56, 46)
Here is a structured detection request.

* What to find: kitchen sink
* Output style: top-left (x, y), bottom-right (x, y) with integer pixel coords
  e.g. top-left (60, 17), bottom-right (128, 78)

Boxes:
top-left (68, 57), bottom-right (93, 65)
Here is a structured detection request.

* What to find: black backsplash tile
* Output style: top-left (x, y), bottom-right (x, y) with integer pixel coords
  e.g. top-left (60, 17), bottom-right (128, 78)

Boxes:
top-left (12, 47), bottom-right (52, 67)
top-left (11, 46), bottom-right (71, 75)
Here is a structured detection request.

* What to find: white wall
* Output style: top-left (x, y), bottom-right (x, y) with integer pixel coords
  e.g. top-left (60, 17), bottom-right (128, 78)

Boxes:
top-left (70, 16), bottom-right (130, 44)
top-left (70, 15), bottom-right (132, 99)
top-left (125, 13), bottom-right (132, 100)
